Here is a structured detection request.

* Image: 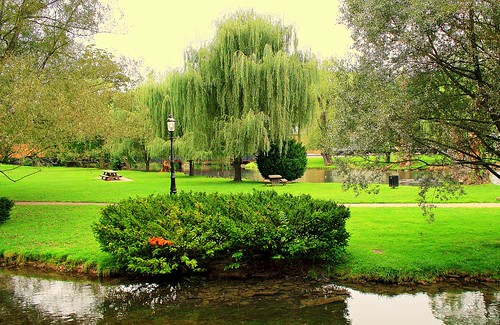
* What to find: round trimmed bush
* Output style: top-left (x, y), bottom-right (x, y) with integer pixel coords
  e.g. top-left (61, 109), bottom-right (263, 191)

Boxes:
top-left (92, 191), bottom-right (350, 276)
top-left (256, 139), bottom-right (307, 181)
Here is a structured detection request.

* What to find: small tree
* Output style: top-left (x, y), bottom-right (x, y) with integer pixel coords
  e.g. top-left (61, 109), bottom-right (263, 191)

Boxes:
top-left (256, 139), bottom-right (307, 181)
top-left (0, 197), bottom-right (14, 225)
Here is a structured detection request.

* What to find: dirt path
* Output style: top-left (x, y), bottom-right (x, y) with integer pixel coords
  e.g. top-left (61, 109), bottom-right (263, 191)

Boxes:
top-left (14, 201), bottom-right (500, 208)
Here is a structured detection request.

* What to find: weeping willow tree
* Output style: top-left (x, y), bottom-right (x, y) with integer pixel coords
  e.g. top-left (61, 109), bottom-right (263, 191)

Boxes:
top-left (172, 11), bottom-right (318, 181)
top-left (142, 72), bottom-right (211, 174)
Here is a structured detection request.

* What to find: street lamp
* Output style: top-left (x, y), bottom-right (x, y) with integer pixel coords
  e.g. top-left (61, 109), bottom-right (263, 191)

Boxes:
top-left (167, 114), bottom-right (177, 194)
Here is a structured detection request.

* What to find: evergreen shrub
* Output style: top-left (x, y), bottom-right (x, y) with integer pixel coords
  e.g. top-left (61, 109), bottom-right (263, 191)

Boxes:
top-left (0, 197), bottom-right (14, 225)
top-left (256, 139), bottom-right (307, 181)
top-left (92, 191), bottom-right (350, 276)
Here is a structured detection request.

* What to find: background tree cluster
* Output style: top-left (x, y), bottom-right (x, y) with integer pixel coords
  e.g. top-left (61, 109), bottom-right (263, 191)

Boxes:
top-left (330, 0), bottom-right (499, 182)
top-left (0, 0), bottom-right (133, 166)
top-left (2, 0), bottom-right (497, 189)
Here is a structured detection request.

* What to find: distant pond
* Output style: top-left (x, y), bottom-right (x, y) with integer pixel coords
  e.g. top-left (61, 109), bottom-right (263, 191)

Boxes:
top-left (192, 166), bottom-right (500, 186)
top-left (192, 167), bottom-right (422, 185)
top-left (0, 270), bottom-right (498, 324)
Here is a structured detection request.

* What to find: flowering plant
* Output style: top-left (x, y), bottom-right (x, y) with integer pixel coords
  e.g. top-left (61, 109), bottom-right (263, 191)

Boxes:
top-left (148, 236), bottom-right (174, 247)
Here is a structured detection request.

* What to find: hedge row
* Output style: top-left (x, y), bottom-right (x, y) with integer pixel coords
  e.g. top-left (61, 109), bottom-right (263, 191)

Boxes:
top-left (92, 191), bottom-right (350, 276)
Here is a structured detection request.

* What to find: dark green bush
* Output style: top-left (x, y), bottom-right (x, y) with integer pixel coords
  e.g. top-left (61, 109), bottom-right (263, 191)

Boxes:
top-left (256, 139), bottom-right (307, 181)
top-left (0, 197), bottom-right (15, 225)
top-left (92, 191), bottom-right (350, 276)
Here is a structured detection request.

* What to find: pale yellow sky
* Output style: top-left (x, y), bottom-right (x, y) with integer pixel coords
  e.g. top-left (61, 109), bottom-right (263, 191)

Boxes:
top-left (93, 0), bottom-right (353, 74)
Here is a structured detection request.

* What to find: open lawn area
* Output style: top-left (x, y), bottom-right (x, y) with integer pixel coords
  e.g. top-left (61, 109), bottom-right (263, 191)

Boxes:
top-left (0, 165), bottom-right (499, 282)
top-left (1, 165), bottom-right (499, 203)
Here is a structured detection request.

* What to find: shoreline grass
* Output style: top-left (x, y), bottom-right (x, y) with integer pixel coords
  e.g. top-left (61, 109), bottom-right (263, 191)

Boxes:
top-left (1, 164), bottom-right (499, 282)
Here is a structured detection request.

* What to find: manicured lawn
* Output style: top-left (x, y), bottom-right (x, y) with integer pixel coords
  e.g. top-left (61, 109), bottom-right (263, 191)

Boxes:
top-left (342, 207), bottom-right (500, 282)
top-left (0, 205), bottom-right (114, 274)
top-left (1, 165), bottom-right (499, 203)
top-left (1, 164), bottom-right (499, 281)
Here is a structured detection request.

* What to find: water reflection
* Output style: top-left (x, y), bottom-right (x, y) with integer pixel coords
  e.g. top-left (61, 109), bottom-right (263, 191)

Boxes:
top-left (347, 291), bottom-right (441, 324)
top-left (430, 291), bottom-right (500, 324)
top-left (0, 271), bottom-right (498, 324)
top-left (193, 167), bottom-right (422, 185)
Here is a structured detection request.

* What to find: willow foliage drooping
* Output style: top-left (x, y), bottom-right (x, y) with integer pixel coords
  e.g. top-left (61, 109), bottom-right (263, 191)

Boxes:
top-left (138, 79), bottom-right (171, 139)
top-left (140, 73), bottom-right (211, 162)
top-left (179, 11), bottom-right (318, 161)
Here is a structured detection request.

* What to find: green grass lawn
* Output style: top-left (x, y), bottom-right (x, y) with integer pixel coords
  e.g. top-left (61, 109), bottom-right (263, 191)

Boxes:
top-left (0, 205), bottom-right (114, 274)
top-left (342, 207), bottom-right (500, 282)
top-left (1, 164), bottom-right (499, 281)
top-left (1, 164), bottom-right (499, 203)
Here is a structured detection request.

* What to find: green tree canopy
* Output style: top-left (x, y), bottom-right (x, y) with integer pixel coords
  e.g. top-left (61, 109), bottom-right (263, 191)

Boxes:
top-left (341, 0), bottom-right (499, 180)
top-left (167, 11), bottom-right (318, 180)
top-left (0, 46), bottom-right (128, 163)
top-left (0, 0), bottom-right (105, 68)
top-left (0, 1), bottom-right (130, 166)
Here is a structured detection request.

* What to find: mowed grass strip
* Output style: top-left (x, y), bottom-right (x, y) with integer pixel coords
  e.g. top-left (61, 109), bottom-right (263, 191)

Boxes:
top-left (1, 165), bottom-right (499, 203)
top-left (341, 207), bottom-right (500, 282)
top-left (1, 204), bottom-right (498, 281)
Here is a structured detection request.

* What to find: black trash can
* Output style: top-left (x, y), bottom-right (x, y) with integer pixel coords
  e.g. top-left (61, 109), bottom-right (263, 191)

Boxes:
top-left (389, 175), bottom-right (399, 188)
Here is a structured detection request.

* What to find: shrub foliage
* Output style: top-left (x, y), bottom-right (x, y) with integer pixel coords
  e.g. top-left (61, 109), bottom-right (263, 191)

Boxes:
top-left (0, 197), bottom-right (14, 225)
top-left (256, 139), bottom-right (307, 181)
top-left (92, 191), bottom-right (350, 276)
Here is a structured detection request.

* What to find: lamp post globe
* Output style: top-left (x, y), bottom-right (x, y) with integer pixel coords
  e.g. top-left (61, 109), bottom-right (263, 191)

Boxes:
top-left (167, 114), bottom-right (177, 195)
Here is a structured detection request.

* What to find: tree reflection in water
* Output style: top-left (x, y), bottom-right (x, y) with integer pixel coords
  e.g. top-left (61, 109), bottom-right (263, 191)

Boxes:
top-left (0, 272), bottom-right (498, 324)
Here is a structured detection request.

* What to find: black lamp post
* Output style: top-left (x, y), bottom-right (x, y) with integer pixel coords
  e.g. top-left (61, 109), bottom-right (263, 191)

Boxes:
top-left (167, 114), bottom-right (177, 195)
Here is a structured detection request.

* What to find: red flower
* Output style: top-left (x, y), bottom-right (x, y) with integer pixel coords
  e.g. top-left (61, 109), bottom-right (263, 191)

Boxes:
top-left (149, 236), bottom-right (174, 247)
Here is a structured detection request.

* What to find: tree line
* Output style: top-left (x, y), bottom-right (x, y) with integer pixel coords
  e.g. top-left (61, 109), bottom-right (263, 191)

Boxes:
top-left (1, 0), bottom-right (498, 187)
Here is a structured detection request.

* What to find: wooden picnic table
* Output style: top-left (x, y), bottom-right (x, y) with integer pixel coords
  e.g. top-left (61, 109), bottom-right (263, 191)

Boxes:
top-left (100, 170), bottom-right (122, 181)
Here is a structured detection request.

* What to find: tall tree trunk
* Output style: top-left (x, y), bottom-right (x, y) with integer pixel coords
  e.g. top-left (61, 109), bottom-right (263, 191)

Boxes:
top-left (233, 157), bottom-right (243, 182)
top-left (189, 160), bottom-right (195, 176)
top-left (321, 153), bottom-right (333, 166)
top-left (144, 153), bottom-right (150, 172)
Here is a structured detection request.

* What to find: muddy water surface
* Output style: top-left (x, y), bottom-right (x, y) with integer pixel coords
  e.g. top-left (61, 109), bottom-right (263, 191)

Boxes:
top-left (0, 270), bottom-right (498, 324)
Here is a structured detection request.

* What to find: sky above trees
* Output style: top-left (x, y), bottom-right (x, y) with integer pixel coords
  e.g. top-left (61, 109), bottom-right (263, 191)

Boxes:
top-left (92, 0), bottom-right (354, 74)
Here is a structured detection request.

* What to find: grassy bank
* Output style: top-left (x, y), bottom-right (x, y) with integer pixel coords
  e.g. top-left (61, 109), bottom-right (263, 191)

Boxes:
top-left (0, 205), bottom-right (114, 275)
top-left (342, 207), bottom-right (499, 282)
top-left (1, 204), bottom-right (498, 282)
top-left (1, 164), bottom-right (499, 282)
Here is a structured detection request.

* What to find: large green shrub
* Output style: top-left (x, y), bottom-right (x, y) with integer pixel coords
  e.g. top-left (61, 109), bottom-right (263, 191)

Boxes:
top-left (256, 139), bottom-right (307, 181)
top-left (92, 191), bottom-right (350, 276)
top-left (0, 197), bottom-right (14, 225)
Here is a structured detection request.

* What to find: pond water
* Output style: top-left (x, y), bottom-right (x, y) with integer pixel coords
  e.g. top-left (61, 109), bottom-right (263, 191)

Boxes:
top-left (1, 270), bottom-right (498, 324)
top-left (193, 167), bottom-right (421, 185)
